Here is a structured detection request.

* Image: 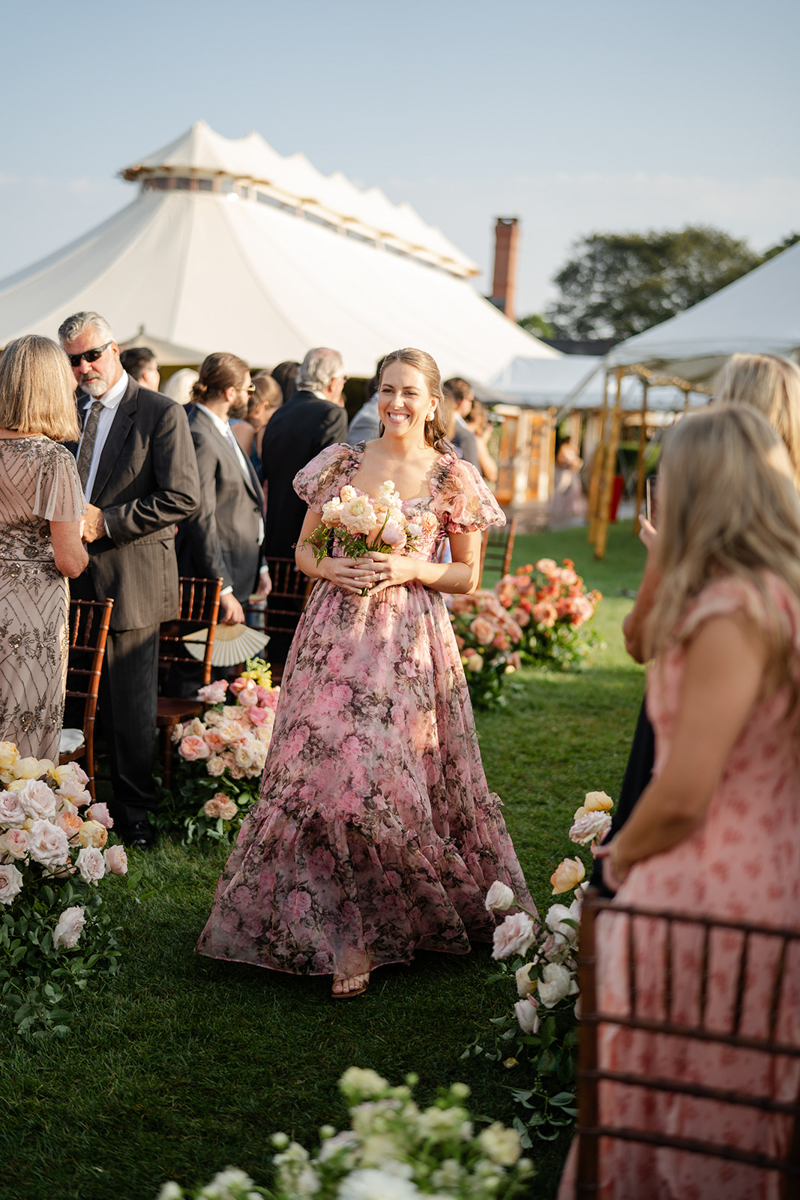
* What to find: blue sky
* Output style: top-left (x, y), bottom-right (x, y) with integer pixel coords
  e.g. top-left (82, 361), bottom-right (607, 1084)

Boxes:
top-left (1, 0), bottom-right (798, 312)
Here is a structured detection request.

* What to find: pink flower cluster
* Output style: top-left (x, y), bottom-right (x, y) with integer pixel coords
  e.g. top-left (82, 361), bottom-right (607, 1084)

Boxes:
top-left (495, 559), bottom-right (601, 631)
top-left (310, 480), bottom-right (432, 560)
top-left (174, 673), bottom-right (281, 788)
top-left (0, 745), bottom-right (128, 946)
top-left (449, 590), bottom-right (525, 673)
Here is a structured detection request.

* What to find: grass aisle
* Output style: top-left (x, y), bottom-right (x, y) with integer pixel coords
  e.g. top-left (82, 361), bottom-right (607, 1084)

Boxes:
top-left (2, 524), bottom-right (646, 1200)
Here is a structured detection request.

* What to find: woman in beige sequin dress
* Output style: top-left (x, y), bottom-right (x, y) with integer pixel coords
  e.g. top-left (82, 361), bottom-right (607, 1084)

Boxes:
top-left (0, 336), bottom-right (87, 760)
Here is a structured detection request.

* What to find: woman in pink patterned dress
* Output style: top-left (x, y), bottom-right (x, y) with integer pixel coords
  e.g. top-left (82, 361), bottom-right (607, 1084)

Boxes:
top-left (559, 405), bottom-right (800, 1199)
top-left (198, 349), bottom-right (533, 997)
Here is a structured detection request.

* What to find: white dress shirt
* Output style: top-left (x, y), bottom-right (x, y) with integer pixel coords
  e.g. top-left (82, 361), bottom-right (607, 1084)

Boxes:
top-left (79, 371), bottom-right (129, 502)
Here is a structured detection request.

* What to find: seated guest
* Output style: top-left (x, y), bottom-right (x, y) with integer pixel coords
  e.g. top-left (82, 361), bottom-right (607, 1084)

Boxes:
top-left (232, 372), bottom-right (282, 477)
top-left (119, 346), bottom-right (160, 392)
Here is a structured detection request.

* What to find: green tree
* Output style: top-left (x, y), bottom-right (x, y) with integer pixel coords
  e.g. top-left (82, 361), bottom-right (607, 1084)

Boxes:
top-left (517, 313), bottom-right (554, 339)
top-left (547, 225), bottom-right (763, 341)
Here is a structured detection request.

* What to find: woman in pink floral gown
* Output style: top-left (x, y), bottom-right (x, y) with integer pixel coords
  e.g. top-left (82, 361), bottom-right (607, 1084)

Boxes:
top-left (198, 349), bottom-right (533, 996)
top-left (559, 406), bottom-right (800, 1199)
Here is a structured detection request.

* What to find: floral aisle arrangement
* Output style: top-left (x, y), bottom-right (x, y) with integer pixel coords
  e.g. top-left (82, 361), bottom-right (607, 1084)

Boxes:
top-left (495, 559), bottom-right (602, 670)
top-left (463, 790), bottom-right (614, 1144)
top-left (157, 1067), bottom-right (535, 1200)
top-left (304, 479), bottom-right (432, 594)
top-left (448, 592), bottom-right (525, 709)
top-left (156, 659), bottom-right (280, 845)
top-left (0, 745), bottom-right (130, 1037)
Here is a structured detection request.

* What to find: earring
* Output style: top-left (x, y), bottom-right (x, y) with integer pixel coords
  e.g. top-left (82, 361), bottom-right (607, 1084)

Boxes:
top-left (426, 411), bottom-right (435, 421)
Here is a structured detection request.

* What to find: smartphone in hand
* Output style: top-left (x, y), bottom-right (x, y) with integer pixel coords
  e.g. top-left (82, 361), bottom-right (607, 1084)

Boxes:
top-left (645, 476), bottom-right (658, 527)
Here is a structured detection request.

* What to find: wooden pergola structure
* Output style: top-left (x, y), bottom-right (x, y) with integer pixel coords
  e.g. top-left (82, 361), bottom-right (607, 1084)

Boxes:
top-left (586, 365), bottom-right (713, 559)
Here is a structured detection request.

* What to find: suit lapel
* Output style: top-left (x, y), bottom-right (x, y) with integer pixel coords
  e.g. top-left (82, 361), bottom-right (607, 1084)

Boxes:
top-left (195, 407), bottom-right (263, 511)
top-left (90, 378), bottom-right (139, 503)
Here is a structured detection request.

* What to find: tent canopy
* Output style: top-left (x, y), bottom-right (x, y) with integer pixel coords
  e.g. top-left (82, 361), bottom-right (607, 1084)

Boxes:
top-left (609, 241), bottom-right (800, 382)
top-left (0, 122), bottom-right (558, 382)
top-left (490, 355), bottom-right (706, 411)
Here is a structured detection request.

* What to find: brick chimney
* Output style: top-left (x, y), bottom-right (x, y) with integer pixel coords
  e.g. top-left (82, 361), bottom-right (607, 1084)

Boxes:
top-left (490, 217), bottom-right (520, 323)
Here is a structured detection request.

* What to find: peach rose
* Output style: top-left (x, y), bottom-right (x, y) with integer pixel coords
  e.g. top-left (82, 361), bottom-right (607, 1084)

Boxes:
top-left (550, 856), bottom-right (586, 895)
top-left (53, 905), bottom-right (86, 949)
top-left (584, 790), bottom-right (614, 812)
top-left (55, 810), bottom-right (83, 840)
top-left (180, 735), bottom-right (211, 761)
top-left (470, 616), bottom-right (496, 646)
top-left (0, 742), bottom-right (19, 773)
top-left (103, 845), bottom-right (128, 875)
top-left (532, 601), bottom-right (558, 628)
top-left (0, 828), bottom-right (28, 860)
top-left (78, 820), bottom-right (108, 849)
top-left (204, 730), bottom-right (226, 753)
top-left (218, 798), bottom-right (238, 820)
top-left (515, 962), bottom-right (537, 998)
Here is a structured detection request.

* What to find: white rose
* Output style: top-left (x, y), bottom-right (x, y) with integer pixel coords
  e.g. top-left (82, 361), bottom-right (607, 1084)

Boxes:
top-left (337, 1169), bottom-right (420, 1200)
top-left (0, 862), bottom-right (23, 905)
top-left (76, 846), bottom-right (106, 884)
top-left (514, 995), bottom-right (540, 1034)
top-left (484, 880), bottom-right (515, 913)
top-left (569, 809), bottom-right (612, 845)
top-left (515, 961), bottom-right (537, 997)
top-left (545, 901), bottom-right (581, 944)
top-left (0, 829), bottom-right (28, 860)
top-left (0, 790), bottom-right (26, 828)
top-left (26, 819), bottom-right (69, 868)
top-left (537, 962), bottom-right (573, 1008)
top-left (17, 778), bottom-right (57, 822)
top-left (477, 1121), bottom-right (522, 1167)
top-left (53, 905), bottom-right (86, 949)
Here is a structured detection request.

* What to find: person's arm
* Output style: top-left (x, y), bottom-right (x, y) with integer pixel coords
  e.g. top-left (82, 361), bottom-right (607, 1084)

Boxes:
top-left (600, 611), bottom-right (766, 887)
top-left (475, 431), bottom-right (498, 483)
top-left (622, 517), bottom-right (660, 663)
top-left (50, 520), bottom-right (89, 578)
top-left (294, 509), bottom-right (482, 596)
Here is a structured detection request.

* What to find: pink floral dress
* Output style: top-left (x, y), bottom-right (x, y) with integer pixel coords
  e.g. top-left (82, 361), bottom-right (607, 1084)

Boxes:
top-left (197, 443), bottom-right (534, 978)
top-left (559, 575), bottom-right (800, 1200)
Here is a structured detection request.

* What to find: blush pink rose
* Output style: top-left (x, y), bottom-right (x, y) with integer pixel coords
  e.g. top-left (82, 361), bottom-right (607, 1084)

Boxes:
top-left (381, 520), bottom-right (407, 548)
top-left (237, 685), bottom-right (259, 708)
top-left (532, 601), bottom-right (558, 628)
top-left (180, 735), bottom-right (211, 761)
top-left (1, 828), bottom-right (28, 859)
top-left (514, 995), bottom-right (540, 1034)
top-left (86, 803), bottom-right (114, 830)
top-left (247, 706), bottom-right (268, 726)
top-left (0, 790), bottom-right (26, 829)
top-left (103, 845), bottom-right (128, 875)
top-left (18, 779), bottom-right (57, 822)
top-left (569, 811), bottom-right (612, 846)
top-left (76, 846), bottom-right (106, 884)
top-left (204, 730), bottom-right (226, 753)
top-left (470, 616), bottom-right (496, 646)
top-left (55, 810), bottom-right (83, 840)
top-left (492, 912), bottom-right (537, 960)
top-left (0, 862), bottom-right (23, 904)
top-left (228, 677), bottom-right (247, 695)
top-left (56, 779), bottom-right (91, 806)
top-left (53, 905), bottom-right (86, 949)
top-left (26, 820), bottom-right (69, 869)
top-left (197, 679), bottom-right (228, 704)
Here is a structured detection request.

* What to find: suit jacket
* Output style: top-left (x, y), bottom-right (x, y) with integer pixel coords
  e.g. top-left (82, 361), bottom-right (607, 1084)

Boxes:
top-left (176, 405), bottom-right (265, 601)
top-left (261, 389), bottom-right (348, 559)
top-left (71, 378), bottom-right (200, 630)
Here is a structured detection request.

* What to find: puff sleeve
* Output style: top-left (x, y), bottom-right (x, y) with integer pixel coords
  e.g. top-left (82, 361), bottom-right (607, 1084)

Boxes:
top-left (431, 455), bottom-right (506, 535)
top-left (293, 443), bottom-right (361, 511)
top-left (32, 442), bottom-right (86, 522)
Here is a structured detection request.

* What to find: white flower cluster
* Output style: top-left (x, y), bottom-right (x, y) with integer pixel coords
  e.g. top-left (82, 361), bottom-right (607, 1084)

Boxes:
top-left (318, 481), bottom-right (434, 554)
top-left (157, 1069), bottom-right (533, 1200)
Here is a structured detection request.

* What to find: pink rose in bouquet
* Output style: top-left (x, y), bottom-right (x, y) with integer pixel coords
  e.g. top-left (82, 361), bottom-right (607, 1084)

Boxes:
top-left (76, 846), bottom-right (106, 884)
top-left (180, 735), bottom-right (211, 761)
top-left (103, 845), bottom-right (128, 875)
top-left (53, 904), bottom-right (86, 949)
top-left (197, 679), bottom-right (228, 704)
top-left (86, 802), bottom-right (114, 830)
top-left (26, 820), bottom-right (70, 869)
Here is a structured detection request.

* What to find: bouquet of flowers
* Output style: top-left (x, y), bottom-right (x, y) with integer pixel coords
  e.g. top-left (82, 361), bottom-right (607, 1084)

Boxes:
top-left (495, 559), bottom-right (602, 670)
top-left (464, 790), bottom-right (614, 1143)
top-left (304, 480), bottom-right (432, 592)
top-left (0, 746), bottom-right (130, 1035)
top-left (158, 1067), bottom-right (535, 1200)
top-left (448, 591), bottom-right (525, 708)
top-left (156, 659), bottom-right (280, 844)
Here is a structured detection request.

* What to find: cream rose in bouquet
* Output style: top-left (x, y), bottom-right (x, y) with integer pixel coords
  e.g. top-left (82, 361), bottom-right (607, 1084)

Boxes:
top-left (303, 480), bottom-right (422, 594)
top-left (157, 658), bottom-right (280, 845)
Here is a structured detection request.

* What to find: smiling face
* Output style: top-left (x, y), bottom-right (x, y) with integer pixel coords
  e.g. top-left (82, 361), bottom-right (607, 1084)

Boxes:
top-left (379, 361), bottom-right (435, 443)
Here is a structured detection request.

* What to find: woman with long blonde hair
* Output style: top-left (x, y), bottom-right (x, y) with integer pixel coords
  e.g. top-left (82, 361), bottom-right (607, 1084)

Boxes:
top-left (561, 405), bottom-right (800, 1198)
top-left (0, 335), bottom-right (87, 759)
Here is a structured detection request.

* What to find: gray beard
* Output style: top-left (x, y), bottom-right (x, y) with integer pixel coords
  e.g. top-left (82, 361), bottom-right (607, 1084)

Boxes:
top-left (80, 377), bottom-right (111, 398)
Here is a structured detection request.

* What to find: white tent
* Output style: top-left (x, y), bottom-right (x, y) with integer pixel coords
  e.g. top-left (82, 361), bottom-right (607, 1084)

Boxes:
top-left (0, 121), bottom-right (558, 381)
top-left (609, 241), bottom-right (800, 382)
top-left (490, 354), bottom-right (707, 411)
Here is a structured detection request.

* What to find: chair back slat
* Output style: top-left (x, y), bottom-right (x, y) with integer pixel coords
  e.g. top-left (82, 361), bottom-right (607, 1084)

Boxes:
top-left (62, 597), bottom-right (114, 798)
top-left (479, 515), bottom-right (516, 585)
top-left (157, 577), bottom-right (222, 690)
top-left (258, 557), bottom-right (313, 638)
top-left (576, 889), bottom-right (800, 1192)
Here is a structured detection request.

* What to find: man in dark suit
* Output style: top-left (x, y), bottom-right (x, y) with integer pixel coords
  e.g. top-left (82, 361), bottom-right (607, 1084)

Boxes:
top-left (175, 353), bottom-right (270, 692)
top-left (261, 347), bottom-right (349, 559)
top-left (59, 311), bottom-right (200, 847)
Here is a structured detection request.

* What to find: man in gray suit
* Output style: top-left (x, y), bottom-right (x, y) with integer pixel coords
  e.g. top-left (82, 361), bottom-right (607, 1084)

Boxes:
top-left (60, 311), bottom-right (200, 847)
top-left (175, 353), bottom-right (269, 691)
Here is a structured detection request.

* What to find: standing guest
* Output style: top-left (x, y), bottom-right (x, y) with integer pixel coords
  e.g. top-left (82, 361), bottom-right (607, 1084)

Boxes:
top-left (442, 378), bottom-right (481, 470)
top-left (271, 361), bottom-right (301, 405)
top-left (346, 358), bottom-right (387, 446)
top-left (0, 336), bottom-right (87, 760)
top-left (59, 311), bottom-right (200, 847)
top-left (232, 372), bottom-right (282, 477)
top-left (119, 346), bottom-right (160, 392)
top-left (197, 348), bottom-right (534, 998)
top-left (548, 437), bottom-right (586, 528)
top-left (560, 406), bottom-right (800, 1197)
top-left (177, 353), bottom-right (269, 633)
top-left (162, 368), bottom-right (199, 407)
top-left (464, 400), bottom-right (499, 484)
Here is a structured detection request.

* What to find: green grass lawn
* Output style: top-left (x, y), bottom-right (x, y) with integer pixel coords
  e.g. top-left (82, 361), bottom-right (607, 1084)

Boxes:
top-left (1, 523), bottom-right (646, 1200)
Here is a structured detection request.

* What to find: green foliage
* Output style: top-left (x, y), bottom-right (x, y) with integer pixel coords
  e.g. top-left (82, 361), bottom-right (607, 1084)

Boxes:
top-left (518, 313), bottom-right (555, 339)
top-left (154, 765), bottom-right (260, 847)
top-left (547, 225), bottom-right (764, 340)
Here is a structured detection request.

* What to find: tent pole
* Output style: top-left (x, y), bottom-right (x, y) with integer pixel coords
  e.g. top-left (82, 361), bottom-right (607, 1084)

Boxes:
top-left (633, 381), bottom-right (649, 535)
top-left (587, 370), bottom-right (609, 544)
top-left (594, 367), bottom-right (623, 561)
top-left (683, 387), bottom-right (691, 412)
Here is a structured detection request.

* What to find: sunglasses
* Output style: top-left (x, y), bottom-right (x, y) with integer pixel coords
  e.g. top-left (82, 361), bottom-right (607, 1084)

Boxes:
top-left (67, 341), bottom-right (112, 368)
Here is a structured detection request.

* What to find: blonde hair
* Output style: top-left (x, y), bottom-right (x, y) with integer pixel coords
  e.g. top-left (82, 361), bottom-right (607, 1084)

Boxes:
top-left (379, 348), bottom-right (450, 452)
top-left (646, 407), bottom-right (800, 695)
top-left (715, 353), bottom-right (800, 488)
top-left (0, 335), bottom-right (80, 441)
